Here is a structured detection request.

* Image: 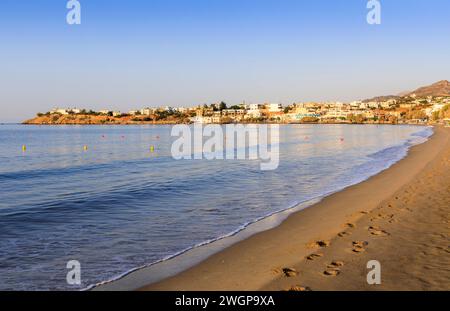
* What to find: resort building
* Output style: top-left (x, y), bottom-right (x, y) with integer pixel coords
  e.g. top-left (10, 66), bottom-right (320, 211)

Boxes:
top-left (267, 103), bottom-right (283, 113)
top-left (140, 108), bottom-right (155, 115)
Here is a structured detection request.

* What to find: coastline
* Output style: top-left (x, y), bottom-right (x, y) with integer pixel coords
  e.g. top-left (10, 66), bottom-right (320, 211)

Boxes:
top-left (134, 125), bottom-right (449, 291)
top-left (22, 113), bottom-right (436, 126)
top-left (92, 125), bottom-right (449, 291)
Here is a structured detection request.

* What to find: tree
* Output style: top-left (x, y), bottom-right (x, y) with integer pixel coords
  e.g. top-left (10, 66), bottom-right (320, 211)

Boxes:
top-left (354, 114), bottom-right (365, 124)
top-left (219, 102), bottom-right (227, 111)
top-left (432, 110), bottom-right (440, 121)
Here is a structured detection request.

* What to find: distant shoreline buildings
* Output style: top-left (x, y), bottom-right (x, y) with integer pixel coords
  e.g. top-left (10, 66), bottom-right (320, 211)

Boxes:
top-left (41, 95), bottom-right (450, 125)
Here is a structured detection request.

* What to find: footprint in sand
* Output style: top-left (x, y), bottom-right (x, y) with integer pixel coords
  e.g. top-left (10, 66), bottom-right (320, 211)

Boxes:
top-left (371, 213), bottom-right (395, 222)
top-left (345, 223), bottom-right (356, 228)
top-left (352, 241), bottom-right (368, 253)
top-left (288, 285), bottom-right (312, 292)
top-left (338, 231), bottom-right (351, 237)
top-left (306, 253), bottom-right (323, 261)
top-left (368, 226), bottom-right (390, 236)
top-left (327, 260), bottom-right (344, 268)
top-left (282, 268), bottom-right (299, 277)
top-left (307, 240), bottom-right (331, 249)
top-left (323, 261), bottom-right (344, 276)
top-left (323, 268), bottom-right (340, 276)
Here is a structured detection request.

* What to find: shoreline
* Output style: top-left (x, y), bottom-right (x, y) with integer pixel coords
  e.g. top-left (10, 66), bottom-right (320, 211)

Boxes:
top-left (93, 126), bottom-right (447, 291)
top-left (134, 125), bottom-right (449, 291)
top-left (91, 197), bottom-right (324, 291)
top-left (20, 121), bottom-right (432, 126)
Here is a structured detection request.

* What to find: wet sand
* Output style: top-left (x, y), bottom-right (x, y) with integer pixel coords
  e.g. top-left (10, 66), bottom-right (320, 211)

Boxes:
top-left (142, 126), bottom-right (449, 291)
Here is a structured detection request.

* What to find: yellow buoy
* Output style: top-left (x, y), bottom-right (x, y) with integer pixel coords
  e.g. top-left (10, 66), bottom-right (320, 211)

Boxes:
top-left (22, 145), bottom-right (26, 152)
top-left (150, 145), bottom-right (155, 153)
top-left (83, 145), bottom-right (88, 151)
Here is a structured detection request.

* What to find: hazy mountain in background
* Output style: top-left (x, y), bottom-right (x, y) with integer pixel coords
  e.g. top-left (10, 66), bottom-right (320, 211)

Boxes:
top-left (406, 80), bottom-right (450, 97)
top-left (364, 80), bottom-right (450, 102)
top-left (363, 95), bottom-right (400, 103)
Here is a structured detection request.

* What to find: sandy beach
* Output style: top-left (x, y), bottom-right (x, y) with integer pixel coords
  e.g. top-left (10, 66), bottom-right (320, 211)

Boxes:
top-left (142, 126), bottom-right (449, 291)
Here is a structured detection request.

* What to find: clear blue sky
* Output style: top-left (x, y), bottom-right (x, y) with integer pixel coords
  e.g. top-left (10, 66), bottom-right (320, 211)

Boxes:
top-left (0, 0), bottom-right (449, 122)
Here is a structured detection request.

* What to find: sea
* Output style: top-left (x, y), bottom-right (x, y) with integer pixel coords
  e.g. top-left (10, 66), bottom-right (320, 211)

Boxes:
top-left (0, 124), bottom-right (433, 290)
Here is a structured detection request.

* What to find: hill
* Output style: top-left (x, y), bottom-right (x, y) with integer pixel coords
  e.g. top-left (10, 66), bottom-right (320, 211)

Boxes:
top-left (406, 80), bottom-right (450, 97)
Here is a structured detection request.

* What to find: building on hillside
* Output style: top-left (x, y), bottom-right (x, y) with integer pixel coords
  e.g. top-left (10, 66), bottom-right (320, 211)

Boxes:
top-left (380, 99), bottom-right (397, 109)
top-left (425, 104), bottom-right (446, 117)
top-left (364, 110), bottom-right (375, 119)
top-left (50, 108), bottom-right (70, 115)
top-left (350, 101), bottom-right (363, 108)
top-left (366, 102), bottom-right (380, 109)
top-left (323, 107), bottom-right (351, 119)
top-left (266, 103), bottom-right (283, 113)
top-left (174, 107), bottom-right (188, 113)
top-left (140, 108), bottom-right (155, 115)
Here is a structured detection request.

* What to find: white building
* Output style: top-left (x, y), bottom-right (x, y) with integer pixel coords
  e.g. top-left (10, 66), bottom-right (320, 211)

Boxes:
top-left (324, 107), bottom-right (351, 119)
top-left (380, 99), bottom-right (397, 109)
top-left (189, 116), bottom-right (213, 124)
top-left (350, 101), bottom-right (363, 108)
top-left (248, 104), bottom-right (262, 111)
top-left (267, 103), bottom-right (283, 113)
top-left (367, 101), bottom-right (380, 109)
top-left (50, 108), bottom-right (69, 115)
top-left (174, 107), bottom-right (188, 113)
top-left (425, 104), bottom-right (446, 117)
top-left (359, 102), bottom-right (369, 109)
top-left (140, 108), bottom-right (154, 115)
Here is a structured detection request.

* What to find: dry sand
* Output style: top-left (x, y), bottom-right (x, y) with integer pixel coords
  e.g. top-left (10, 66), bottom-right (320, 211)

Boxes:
top-left (142, 126), bottom-right (449, 291)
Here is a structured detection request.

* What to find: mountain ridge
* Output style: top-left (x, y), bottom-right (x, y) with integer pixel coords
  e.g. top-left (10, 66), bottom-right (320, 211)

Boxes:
top-left (364, 80), bottom-right (450, 102)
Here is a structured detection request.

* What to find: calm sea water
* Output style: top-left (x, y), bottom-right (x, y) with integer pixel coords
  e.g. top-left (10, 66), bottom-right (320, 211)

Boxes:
top-left (0, 124), bottom-right (432, 290)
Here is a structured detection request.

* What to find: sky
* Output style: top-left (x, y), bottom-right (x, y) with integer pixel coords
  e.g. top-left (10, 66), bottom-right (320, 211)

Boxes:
top-left (0, 0), bottom-right (449, 122)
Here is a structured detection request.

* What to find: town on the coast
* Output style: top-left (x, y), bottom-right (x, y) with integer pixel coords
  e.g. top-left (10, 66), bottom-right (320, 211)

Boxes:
top-left (25, 80), bottom-right (450, 126)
